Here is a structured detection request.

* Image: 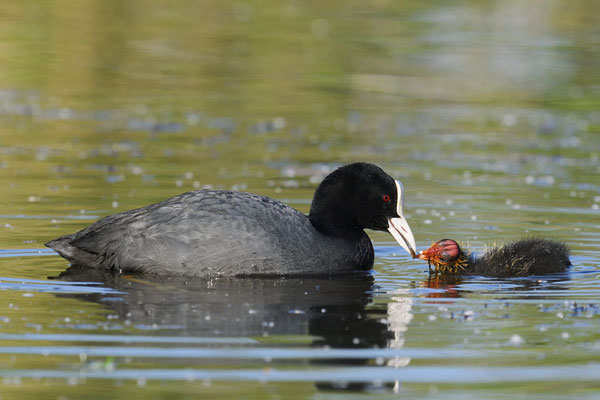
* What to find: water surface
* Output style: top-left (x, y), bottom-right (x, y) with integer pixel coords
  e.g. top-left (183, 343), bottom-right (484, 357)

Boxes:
top-left (1, 1), bottom-right (599, 398)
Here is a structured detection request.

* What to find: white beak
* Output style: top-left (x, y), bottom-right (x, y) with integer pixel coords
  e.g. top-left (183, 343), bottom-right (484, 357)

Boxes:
top-left (388, 216), bottom-right (416, 257)
top-left (387, 180), bottom-right (417, 257)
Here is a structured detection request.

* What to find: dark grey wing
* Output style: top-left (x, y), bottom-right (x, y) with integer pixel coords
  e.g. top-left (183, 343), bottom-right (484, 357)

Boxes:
top-left (67, 190), bottom-right (324, 275)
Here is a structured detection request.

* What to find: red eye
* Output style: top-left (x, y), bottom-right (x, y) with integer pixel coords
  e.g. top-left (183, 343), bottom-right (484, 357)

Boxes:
top-left (383, 195), bottom-right (390, 202)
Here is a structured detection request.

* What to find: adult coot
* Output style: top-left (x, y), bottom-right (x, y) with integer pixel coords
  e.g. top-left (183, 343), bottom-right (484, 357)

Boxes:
top-left (417, 238), bottom-right (570, 277)
top-left (46, 163), bottom-right (417, 276)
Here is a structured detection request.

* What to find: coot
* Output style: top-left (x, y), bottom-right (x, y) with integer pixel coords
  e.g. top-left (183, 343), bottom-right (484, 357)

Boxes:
top-left (46, 163), bottom-right (417, 276)
top-left (417, 238), bottom-right (571, 277)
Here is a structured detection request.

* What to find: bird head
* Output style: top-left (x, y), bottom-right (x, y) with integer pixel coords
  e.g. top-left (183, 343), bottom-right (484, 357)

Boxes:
top-left (417, 239), bottom-right (469, 274)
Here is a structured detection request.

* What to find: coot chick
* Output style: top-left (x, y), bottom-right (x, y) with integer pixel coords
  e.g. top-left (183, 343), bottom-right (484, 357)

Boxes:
top-left (417, 238), bottom-right (571, 277)
top-left (46, 163), bottom-right (416, 277)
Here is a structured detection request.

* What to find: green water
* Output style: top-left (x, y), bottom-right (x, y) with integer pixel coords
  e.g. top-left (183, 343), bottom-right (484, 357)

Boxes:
top-left (1, 1), bottom-right (599, 399)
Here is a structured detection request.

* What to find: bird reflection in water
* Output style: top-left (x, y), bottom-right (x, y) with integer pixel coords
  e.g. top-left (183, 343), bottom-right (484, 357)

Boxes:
top-left (415, 273), bottom-right (570, 301)
top-left (54, 267), bottom-right (395, 392)
top-left (385, 286), bottom-right (414, 393)
top-left (419, 275), bottom-right (462, 299)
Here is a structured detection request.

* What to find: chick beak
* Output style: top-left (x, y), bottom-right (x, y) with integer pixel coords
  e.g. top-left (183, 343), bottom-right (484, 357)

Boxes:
top-left (417, 247), bottom-right (434, 261)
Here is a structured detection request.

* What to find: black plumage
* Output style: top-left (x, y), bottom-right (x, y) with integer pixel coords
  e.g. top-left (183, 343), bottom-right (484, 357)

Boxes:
top-left (418, 238), bottom-right (571, 277)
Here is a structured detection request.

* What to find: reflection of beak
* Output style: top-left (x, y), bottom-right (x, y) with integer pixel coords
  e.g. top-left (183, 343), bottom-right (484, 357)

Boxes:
top-left (387, 216), bottom-right (417, 258)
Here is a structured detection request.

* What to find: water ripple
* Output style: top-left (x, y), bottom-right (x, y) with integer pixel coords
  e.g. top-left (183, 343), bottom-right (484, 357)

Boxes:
top-left (0, 345), bottom-right (519, 360)
top-left (1, 365), bottom-right (598, 383)
top-left (0, 276), bottom-right (122, 294)
top-left (0, 249), bottom-right (57, 258)
top-left (0, 333), bottom-right (257, 345)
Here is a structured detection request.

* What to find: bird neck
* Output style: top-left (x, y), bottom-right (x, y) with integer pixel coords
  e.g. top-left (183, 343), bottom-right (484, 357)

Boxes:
top-left (308, 207), bottom-right (363, 238)
top-left (308, 176), bottom-right (363, 238)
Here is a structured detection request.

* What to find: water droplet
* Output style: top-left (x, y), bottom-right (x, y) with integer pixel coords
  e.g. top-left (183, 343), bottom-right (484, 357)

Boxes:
top-left (508, 334), bottom-right (524, 345)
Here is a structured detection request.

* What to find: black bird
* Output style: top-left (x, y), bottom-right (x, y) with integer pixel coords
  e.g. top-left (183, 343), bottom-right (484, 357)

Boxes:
top-left (46, 163), bottom-right (416, 277)
top-left (417, 238), bottom-right (571, 277)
